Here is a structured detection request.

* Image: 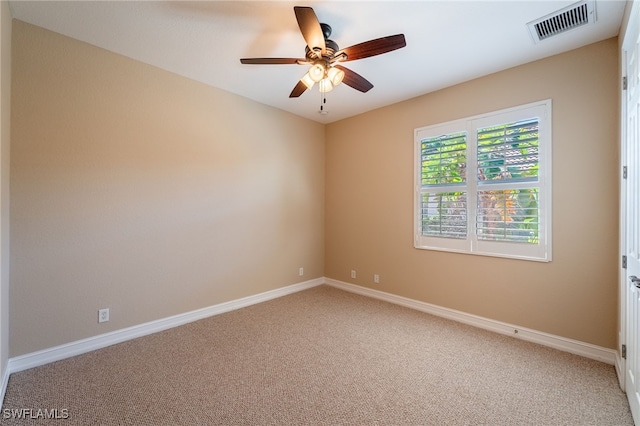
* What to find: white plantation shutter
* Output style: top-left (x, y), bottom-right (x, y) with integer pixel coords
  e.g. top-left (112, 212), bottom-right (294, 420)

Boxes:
top-left (419, 132), bottom-right (468, 239)
top-left (420, 132), bottom-right (467, 186)
top-left (476, 118), bottom-right (540, 244)
top-left (421, 192), bottom-right (467, 239)
top-left (476, 119), bottom-right (539, 183)
top-left (414, 100), bottom-right (551, 261)
top-left (476, 189), bottom-right (539, 243)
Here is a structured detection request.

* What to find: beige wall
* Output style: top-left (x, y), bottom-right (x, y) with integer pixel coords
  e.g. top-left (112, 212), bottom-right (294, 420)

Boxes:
top-left (326, 38), bottom-right (620, 349)
top-left (9, 18), bottom-right (621, 357)
top-left (1, 1), bottom-right (11, 379)
top-left (10, 21), bottom-right (325, 356)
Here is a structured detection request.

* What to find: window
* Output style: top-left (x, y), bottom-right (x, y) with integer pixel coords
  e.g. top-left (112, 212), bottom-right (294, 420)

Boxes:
top-left (414, 100), bottom-right (551, 261)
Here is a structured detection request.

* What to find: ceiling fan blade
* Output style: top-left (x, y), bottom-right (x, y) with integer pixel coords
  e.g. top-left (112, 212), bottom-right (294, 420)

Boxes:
top-left (334, 65), bottom-right (373, 93)
top-left (289, 80), bottom-right (308, 98)
top-left (336, 34), bottom-right (406, 62)
top-left (240, 58), bottom-right (302, 65)
top-left (294, 6), bottom-right (326, 56)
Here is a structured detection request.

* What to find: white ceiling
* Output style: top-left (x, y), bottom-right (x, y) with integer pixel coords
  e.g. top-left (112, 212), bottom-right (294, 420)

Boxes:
top-left (8, 0), bottom-right (627, 124)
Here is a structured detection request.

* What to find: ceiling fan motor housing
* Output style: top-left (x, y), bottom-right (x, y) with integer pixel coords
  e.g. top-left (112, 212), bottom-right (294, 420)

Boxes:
top-left (320, 23), bottom-right (332, 39)
top-left (305, 30), bottom-right (339, 61)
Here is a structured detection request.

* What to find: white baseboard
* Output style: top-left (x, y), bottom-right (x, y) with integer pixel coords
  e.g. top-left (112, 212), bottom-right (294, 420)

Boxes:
top-left (324, 278), bottom-right (617, 365)
top-left (6, 278), bottom-right (324, 376)
top-left (2, 275), bottom-right (617, 405)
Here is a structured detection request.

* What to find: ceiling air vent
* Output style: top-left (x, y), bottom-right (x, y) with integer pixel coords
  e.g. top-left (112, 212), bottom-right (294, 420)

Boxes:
top-left (527, 0), bottom-right (596, 43)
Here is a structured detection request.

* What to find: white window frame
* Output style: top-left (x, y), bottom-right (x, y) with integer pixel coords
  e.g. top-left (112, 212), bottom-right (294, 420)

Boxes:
top-left (414, 99), bottom-right (552, 262)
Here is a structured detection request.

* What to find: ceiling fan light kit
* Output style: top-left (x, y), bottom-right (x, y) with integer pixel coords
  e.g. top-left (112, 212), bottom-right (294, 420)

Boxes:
top-left (308, 63), bottom-right (325, 82)
top-left (327, 67), bottom-right (344, 86)
top-left (301, 60), bottom-right (345, 92)
top-left (240, 6), bottom-right (406, 102)
top-left (318, 77), bottom-right (334, 93)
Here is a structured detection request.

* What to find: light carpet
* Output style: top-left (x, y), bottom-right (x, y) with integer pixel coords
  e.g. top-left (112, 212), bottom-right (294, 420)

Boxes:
top-left (0, 285), bottom-right (633, 425)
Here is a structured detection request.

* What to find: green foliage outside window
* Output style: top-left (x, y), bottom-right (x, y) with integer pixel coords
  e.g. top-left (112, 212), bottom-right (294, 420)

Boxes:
top-left (420, 119), bottom-right (540, 244)
top-left (421, 132), bottom-right (467, 186)
top-left (477, 119), bottom-right (539, 182)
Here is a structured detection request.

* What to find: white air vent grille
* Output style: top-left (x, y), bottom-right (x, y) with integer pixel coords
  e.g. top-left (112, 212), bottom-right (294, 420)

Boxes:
top-left (527, 0), bottom-right (596, 43)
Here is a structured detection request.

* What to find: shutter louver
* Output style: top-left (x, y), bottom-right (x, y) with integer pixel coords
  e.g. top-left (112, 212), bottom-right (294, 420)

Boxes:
top-left (420, 132), bottom-right (468, 238)
top-left (476, 118), bottom-right (540, 244)
top-left (476, 189), bottom-right (539, 243)
top-left (421, 132), bottom-right (467, 186)
top-left (421, 192), bottom-right (467, 239)
top-left (477, 119), bottom-right (539, 183)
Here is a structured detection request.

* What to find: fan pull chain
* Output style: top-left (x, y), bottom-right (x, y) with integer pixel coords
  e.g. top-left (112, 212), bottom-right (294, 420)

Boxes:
top-left (319, 92), bottom-right (328, 115)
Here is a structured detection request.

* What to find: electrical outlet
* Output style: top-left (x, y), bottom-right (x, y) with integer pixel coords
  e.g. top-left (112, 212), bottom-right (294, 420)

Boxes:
top-left (374, 274), bottom-right (380, 284)
top-left (98, 308), bottom-right (110, 323)
top-left (299, 267), bottom-right (304, 276)
top-left (351, 270), bottom-right (357, 279)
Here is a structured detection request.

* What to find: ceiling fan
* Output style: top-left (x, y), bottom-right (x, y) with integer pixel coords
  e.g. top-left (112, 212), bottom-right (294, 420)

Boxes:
top-left (240, 6), bottom-right (406, 98)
